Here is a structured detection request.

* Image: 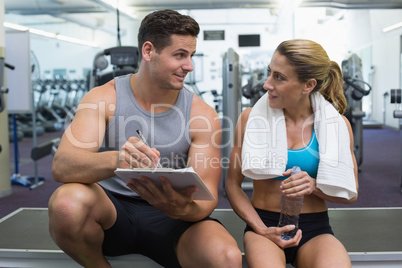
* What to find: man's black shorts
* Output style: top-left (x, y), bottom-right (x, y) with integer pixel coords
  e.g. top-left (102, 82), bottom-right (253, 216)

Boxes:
top-left (101, 187), bottom-right (220, 267)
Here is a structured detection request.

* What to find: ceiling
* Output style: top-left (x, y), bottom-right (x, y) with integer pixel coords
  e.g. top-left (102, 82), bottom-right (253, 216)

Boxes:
top-left (4, 0), bottom-right (402, 37)
top-left (5, 0), bottom-right (402, 15)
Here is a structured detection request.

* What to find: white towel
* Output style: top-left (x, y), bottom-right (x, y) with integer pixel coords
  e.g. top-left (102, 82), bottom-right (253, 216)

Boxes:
top-left (241, 92), bottom-right (357, 200)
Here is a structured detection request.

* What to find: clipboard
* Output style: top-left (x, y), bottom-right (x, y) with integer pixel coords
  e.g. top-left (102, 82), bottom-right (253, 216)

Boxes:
top-left (114, 167), bottom-right (215, 200)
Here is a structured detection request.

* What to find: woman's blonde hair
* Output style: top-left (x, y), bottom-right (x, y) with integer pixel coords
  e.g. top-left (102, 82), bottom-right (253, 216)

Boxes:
top-left (275, 39), bottom-right (347, 114)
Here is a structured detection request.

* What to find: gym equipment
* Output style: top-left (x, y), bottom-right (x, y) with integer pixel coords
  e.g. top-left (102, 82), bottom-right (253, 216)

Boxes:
top-left (10, 113), bottom-right (45, 189)
top-left (241, 68), bottom-right (266, 107)
top-left (63, 78), bottom-right (88, 120)
top-left (342, 54), bottom-right (372, 168)
top-left (221, 49), bottom-right (269, 191)
top-left (32, 79), bottom-right (63, 132)
top-left (221, 48), bottom-right (244, 190)
top-left (90, 46), bottom-right (139, 89)
top-left (5, 38), bottom-right (46, 189)
top-left (211, 89), bottom-right (223, 113)
top-left (390, 89), bottom-right (402, 192)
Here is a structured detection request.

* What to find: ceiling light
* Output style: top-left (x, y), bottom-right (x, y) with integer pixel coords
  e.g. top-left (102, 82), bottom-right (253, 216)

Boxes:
top-left (56, 35), bottom-right (98, 47)
top-left (28, 28), bottom-right (57, 38)
top-left (383, 22), bottom-right (402, 33)
top-left (3, 21), bottom-right (98, 48)
top-left (3, 22), bottom-right (29, 31)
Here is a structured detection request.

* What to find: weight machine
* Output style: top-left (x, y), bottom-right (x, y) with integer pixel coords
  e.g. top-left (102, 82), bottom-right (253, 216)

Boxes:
top-left (342, 54), bottom-right (372, 168)
top-left (221, 48), bottom-right (266, 191)
top-left (90, 46), bottom-right (139, 89)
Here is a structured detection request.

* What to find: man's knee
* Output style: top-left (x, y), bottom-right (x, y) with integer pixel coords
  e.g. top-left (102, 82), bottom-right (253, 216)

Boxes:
top-left (219, 243), bottom-right (243, 267)
top-left (49, 183), bottom-right (94, 211)
top-left (177, 220), bottom-right (242, 267)
top-left (48, 183), bottom-right (99, 235)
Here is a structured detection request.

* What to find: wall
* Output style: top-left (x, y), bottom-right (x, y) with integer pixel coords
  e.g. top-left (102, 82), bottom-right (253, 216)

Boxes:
top-left (30, 36), bottom-right (99, 80)
top-left (346, 9), bottom-right (402, 129)
top-left (371, 35), bottom-right (400, 128)
top-left (26, 15), bottom-right (140, 80)
top-left (370, 9), bottom-right (402, 129)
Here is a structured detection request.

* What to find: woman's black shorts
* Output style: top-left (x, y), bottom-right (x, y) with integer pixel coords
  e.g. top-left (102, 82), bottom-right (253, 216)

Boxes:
top-left (244, 208), bottom-right (334, 264)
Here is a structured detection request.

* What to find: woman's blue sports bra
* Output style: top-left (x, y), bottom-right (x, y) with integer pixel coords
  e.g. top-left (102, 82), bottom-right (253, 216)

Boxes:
top-left (274, 129), bottom-right (320, 180)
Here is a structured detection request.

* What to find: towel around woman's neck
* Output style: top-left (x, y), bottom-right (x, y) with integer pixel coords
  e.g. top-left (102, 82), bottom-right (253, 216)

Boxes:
top-left (241, 92), bottom-right (357, 200)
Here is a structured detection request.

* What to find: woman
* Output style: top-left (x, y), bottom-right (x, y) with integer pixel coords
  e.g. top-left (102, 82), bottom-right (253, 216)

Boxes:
top-left (225, 39), bottom-right (358, 268)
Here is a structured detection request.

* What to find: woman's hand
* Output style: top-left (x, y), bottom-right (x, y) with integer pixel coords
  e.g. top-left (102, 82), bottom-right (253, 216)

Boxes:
top-left (259, 225), bottom-right (302, 249)
top-left (280, 169), bottom-right (316, 197)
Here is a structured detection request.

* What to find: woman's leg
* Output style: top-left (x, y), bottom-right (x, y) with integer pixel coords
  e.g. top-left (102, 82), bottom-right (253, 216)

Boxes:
top-left (244, 231), bottom-right (287, 268)
top-left (296, 234), bottom-right (351, 268)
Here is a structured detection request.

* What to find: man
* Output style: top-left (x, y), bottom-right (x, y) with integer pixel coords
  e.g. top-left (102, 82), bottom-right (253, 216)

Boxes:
top-left (48, 9), bottom-right (242, 268)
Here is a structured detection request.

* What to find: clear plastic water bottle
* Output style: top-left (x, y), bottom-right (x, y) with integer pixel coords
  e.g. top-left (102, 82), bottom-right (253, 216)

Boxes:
top-left (278, 166), bottom-right (303, 240)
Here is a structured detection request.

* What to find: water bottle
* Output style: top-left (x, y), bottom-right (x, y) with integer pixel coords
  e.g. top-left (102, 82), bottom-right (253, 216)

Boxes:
top-left (278, 166), bottom-right (303, 240)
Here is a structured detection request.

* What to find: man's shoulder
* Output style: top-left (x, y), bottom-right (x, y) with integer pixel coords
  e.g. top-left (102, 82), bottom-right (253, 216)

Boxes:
top-left (189, 94), bottom-right (221, 134)
top-left (85, 79), bottom-right (117, 104)
top-left (190, 94), bottom-right (216, 116)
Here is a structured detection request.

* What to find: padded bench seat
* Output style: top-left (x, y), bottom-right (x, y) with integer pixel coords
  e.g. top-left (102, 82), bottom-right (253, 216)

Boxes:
top-left (1, 207), bottom-right (402, 267)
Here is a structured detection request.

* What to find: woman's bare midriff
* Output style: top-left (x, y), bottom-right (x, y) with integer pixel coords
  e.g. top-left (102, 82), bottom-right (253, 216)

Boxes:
top-left (251, 179), bottom-right (328, 214)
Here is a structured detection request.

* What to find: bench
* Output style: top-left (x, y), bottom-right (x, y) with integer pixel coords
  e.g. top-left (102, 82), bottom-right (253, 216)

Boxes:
top-left (1, 207), bottom-right (402, 267)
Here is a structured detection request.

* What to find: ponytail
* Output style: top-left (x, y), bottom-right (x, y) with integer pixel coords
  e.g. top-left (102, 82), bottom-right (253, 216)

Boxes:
top-left (318, 61), bottom-right (347, 114)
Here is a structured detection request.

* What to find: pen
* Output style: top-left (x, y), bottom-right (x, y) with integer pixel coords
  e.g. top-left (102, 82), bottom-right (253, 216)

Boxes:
top-left (136, 130), bottom-right (162, 168)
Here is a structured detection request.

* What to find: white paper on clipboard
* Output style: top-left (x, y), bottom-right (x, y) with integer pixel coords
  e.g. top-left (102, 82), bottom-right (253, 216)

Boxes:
top-left (114, 167), bottom-right (215, 200)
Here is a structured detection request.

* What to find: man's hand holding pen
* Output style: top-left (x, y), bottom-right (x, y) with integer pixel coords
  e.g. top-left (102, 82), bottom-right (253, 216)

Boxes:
top-left (117, 135), bottom-right (161, 169)
top-left (136, 130), bottom-right (163, 168)
top-left (118, 131), bottom-right (197, 217)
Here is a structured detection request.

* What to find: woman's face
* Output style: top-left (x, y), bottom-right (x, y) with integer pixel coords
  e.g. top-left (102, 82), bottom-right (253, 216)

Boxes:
top-left (263, 52), bottom-right (307, 110)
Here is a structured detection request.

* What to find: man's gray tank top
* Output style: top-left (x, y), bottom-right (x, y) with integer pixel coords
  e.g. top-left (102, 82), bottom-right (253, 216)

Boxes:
top-left (98, 74), bottom-right (193, 197)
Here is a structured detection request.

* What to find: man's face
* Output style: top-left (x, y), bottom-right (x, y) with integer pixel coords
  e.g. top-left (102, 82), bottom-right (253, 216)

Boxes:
top-left (149, 34), bottom-right (197, 91)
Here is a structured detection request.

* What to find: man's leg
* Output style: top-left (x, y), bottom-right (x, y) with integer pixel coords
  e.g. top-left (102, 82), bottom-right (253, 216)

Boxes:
top-left (176, 220), bottom-right (242, 268)
top-left (48, 183), bottom-right (117, 268)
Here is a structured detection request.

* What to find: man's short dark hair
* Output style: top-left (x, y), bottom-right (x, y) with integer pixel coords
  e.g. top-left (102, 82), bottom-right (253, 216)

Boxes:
top-left (137, 9), bottom-right (200, 61)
